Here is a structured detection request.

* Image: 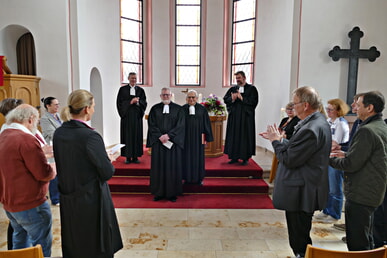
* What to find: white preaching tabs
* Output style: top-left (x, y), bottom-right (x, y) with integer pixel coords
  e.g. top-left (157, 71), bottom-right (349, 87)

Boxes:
top-left (189, 105), bottom-right (195, 115)
top-left (239, 86), bottom-right (244, 93)
top-left (130, 86), bottom-right (136, 96)
top-left (163, 105), bottom-right (169, 114)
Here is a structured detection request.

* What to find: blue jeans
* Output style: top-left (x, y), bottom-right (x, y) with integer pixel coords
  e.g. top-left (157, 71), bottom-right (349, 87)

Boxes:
top-left (49, 176), bottom-right (60, 205)
top-left (5, 201), bottom-right (52, 257)
top-left (323, 166), bottom-right (344, 219)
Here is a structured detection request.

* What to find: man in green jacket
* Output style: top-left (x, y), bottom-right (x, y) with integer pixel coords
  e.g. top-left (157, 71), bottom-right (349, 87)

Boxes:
top-left (330, 91), bottom-right (387, 251)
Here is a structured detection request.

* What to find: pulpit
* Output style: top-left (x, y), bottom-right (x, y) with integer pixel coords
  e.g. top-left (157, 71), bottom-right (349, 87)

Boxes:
top-left (205, 115), bottom-right (226, 157)
top-left (0, 56), bottom-right (41, 126)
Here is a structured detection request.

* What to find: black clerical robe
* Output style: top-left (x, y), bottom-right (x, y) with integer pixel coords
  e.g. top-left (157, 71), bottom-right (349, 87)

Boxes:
top-left (182, 103), bottom-right (214, 183)
top-left (146, 102), bottom-right (185, 198)
top-left (116, 84), bottom-right (147, 159)
top-left (223, 83), bottom-right (259, 160)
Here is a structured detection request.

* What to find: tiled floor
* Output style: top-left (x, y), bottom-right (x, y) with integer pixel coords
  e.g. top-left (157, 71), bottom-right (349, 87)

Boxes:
top-left (0, 147), bottom-right (347, 257)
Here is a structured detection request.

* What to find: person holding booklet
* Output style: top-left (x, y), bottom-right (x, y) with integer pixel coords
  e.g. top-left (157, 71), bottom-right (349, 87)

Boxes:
top-left (146, 88), bottom-right (185, 202)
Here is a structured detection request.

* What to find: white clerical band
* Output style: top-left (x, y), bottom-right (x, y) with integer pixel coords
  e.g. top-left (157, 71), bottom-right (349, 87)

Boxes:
top-left (189, 105), bottom-right (195, 115)
top-left (130, 86), bottom-right (136, 96)
top-left (163, 105), bottom-right (169, 114)
top-left (239, 86), bottom-right (244, 93)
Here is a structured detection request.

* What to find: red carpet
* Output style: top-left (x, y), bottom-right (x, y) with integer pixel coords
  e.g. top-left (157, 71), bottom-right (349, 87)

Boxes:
top-left (109, 149), bottom-right (273, 209)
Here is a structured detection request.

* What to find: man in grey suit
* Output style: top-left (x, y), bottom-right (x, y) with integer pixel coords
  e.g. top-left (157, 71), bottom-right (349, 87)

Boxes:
top-left (260, 86), bottom-right (331, 258)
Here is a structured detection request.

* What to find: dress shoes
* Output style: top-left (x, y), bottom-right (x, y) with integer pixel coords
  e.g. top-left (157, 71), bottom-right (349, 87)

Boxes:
top-left (125, 159), bottom-right (131, 164)
top-left (153, 196), bottom-right (163, 201)
top-left (228, 159), bottom-right (239, 164)
top-left (241, 160), bottom-right (249, 165)
top-left (169, 196), bottom-right (177, 202)
top-left (132, 158), bottom-right (140, 164)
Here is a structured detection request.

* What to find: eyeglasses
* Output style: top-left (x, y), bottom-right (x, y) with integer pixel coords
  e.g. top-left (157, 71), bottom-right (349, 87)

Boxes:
top-left (325, 108), bottom-right (335, 112)
top-left (187, 96), bottom-right (196, 99)
top-left (286, 108), bottom-right (294, 111)
top-left (161, 94), bottom-right (171, 97)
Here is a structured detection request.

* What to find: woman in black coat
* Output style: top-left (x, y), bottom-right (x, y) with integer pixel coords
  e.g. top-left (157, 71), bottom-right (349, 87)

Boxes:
top-left (53, 90), bottom-right (122, 258)
top-left (269, 102), bottom-right (300, 183)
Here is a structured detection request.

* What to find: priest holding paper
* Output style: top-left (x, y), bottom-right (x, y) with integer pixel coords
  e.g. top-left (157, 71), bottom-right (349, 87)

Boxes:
top-left (146, 88), bottom-right (185, 202)
top-left (182, 90), bottom-right (213, 185)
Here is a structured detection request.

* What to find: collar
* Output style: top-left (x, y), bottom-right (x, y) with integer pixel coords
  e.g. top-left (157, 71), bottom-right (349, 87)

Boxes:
top-left (5, 122), bottom-right (35, 136)
top-left (72, 119), bottom-right (95, 130)
top-left (294, 111), bottom-right (319, 132)
top-left (360, 113), bottom-right (383, 126)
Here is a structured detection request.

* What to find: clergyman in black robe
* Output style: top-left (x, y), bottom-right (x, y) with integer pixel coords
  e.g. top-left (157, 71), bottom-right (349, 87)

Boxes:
top-left (146, 88), bottom-right (185, 202)
top-left (223, 71), bottom-right (259, 165)
top-left (182, 90), bottom-right (213, 184)
top-left (116, 72), bottom-right (147, 164)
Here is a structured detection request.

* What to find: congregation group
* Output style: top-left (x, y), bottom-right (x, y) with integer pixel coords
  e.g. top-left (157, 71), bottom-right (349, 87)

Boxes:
top-left (0, 70), bottom-right (386, 258)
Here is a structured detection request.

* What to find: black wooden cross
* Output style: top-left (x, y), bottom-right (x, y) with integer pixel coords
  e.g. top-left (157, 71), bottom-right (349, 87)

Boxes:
top-left (329, 26), bottom-right (380, 109)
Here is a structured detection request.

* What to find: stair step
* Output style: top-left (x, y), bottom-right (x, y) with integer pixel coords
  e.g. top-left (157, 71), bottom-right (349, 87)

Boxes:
top-left (109, 177), bottom-right (268, 194)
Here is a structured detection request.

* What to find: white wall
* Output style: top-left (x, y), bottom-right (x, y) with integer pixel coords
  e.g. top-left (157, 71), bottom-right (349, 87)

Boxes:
top-left (74, 0), bottom-right (121, 145)
top-left (254, 0), bottom-right (296, 150)
top-left (299, 0), bottom-right (387, 117)
top-left (0, 0), bottom-right (70, 111)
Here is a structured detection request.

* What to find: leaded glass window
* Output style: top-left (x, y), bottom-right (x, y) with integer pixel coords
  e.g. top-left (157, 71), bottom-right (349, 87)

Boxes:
top-left (121, 0), bottom-right (143, 84)
top-left (175, 0), bottom-right (202, 86)
top-left (231, 0), bottom-right (256, 84)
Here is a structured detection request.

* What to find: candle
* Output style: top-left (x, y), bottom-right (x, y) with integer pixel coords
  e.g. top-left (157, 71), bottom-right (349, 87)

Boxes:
top-left (199, 93), bottom-right (203, 102)
top-left (171, 93), bottom-right (175, 102)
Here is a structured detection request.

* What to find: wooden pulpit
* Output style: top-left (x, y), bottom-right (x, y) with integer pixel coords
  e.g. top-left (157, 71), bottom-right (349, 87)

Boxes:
top-left (0, 56), bottom-right (41, 126)
top-left (205, 115), bottom-right (226, 157)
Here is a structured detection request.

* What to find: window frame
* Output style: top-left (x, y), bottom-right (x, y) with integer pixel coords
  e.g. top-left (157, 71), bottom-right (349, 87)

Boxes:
top-left (120, 0), bottom-right (153, 87)
top-left (223, 0), bottom-right (257, 87)
top-left (170, 0), bottom-right (206, 88)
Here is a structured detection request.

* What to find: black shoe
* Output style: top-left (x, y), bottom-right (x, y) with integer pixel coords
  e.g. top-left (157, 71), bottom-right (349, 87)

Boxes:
top-left (199, 181), bottom-right (203, 186)
top-left (132, 158), bottom-right (140, 164)
top-left (153, 196), bottom-right (163, 201)
top-left (169, 196), bottom-right (177, 202)
top-left (241, 160), bottom-right (249, 165)
top-left (228, 159), bottom-right (238, 164)
top-left (125, 158), bottom-right (131, 164)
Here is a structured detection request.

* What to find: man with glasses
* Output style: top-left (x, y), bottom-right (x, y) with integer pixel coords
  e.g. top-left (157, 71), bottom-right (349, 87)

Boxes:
top-left (182, 90), bottom-right (213, 185)
top-left (260, 86), bottom-right (331, 258)
top-left (146, 88), bottom-right (185, 202)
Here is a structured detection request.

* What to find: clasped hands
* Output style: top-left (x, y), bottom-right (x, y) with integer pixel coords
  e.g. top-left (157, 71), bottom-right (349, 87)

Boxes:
top-left (231, 92), bottom-right (243, 101)
top-left (259, 124), bottom-right (283, 142)
top-left (130, 97), bottom-right (140, 105)
top-left (330, 140), bottom-right (345, 158)
top-left (159, 134), bottom-right (170, 143)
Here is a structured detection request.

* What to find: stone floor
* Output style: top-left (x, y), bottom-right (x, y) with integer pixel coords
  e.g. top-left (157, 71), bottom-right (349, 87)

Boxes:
top-left (0, 147), bottom-right (348, 257)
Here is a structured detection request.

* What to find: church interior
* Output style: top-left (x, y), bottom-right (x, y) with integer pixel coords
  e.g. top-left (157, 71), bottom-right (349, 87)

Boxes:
top-left (1, 0), bottom-right (386, 257)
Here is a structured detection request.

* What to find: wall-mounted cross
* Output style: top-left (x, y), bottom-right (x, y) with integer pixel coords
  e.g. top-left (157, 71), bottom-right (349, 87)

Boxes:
top-left (329, 26), bottom-right (380, 109)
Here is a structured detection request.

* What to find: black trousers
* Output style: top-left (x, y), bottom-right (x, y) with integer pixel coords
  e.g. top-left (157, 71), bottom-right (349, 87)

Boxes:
top-left (345, 200), bottom-right (376, 251)
top-left (373, 190), bottom-right (387, 248)
top-left (285, 210), bottom-right (313, 257)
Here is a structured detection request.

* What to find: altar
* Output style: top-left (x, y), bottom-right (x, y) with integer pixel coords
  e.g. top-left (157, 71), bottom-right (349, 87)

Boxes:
top-left (205, 115), bottom-right (226, 157)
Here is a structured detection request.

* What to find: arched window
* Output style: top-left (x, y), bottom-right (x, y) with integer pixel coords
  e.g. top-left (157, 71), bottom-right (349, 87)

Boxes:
top-left (174, 0), bottom-right (202, 86)
top-left (120, 0), bottom-right (152, 85)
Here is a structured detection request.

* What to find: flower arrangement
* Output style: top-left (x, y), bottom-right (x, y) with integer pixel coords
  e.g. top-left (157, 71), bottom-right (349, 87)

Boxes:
top-left (200, 94), bottom-right (226, 116)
